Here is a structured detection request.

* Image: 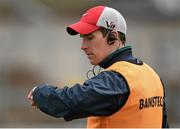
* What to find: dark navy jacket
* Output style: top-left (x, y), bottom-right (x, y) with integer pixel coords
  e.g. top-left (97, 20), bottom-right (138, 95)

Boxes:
top-left (33, 46), bottom-right (169, 128)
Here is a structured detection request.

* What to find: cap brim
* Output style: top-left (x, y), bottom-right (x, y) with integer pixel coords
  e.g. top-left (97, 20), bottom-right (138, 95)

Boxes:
top-left (67, 21), bottom-right (99, 35)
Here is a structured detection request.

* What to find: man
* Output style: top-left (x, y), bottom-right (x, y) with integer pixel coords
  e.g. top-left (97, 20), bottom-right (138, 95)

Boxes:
top-left (27, 6), bottom-right (169, 128)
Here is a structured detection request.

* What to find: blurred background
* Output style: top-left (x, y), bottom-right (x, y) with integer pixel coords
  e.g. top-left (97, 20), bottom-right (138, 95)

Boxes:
top-left (0, 0), bottom-right (180, 127)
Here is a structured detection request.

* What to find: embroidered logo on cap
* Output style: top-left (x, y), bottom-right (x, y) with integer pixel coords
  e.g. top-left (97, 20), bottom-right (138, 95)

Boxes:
top-left (106, 21), bottom-right (115, 30)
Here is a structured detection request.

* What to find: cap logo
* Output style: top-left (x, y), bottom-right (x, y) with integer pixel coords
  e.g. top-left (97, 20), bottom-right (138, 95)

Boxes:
top-left (106, 21), bottom-right (115, 29)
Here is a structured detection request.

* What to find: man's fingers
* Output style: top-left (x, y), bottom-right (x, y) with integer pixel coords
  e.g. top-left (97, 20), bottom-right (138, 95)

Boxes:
top-left (27, 90), bottom-right (33, 100)
top-left (31, 100), bottom-right (35, 106)
top-left (27, 86), bottom-right (38, 108)
top-left (27, 86), bottom-right (37, 100)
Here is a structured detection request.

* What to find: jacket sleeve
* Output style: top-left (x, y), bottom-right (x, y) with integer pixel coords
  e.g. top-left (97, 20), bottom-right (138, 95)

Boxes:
top-left (162, 102), bottom-right (169, 128)
top-left (32, 71), bottom-right (130, 121)
top-left (160, 79), bottom-right (169, 128)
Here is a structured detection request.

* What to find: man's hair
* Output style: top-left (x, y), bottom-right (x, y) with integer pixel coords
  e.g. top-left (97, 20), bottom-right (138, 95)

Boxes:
top-left (99, 27), bottom-right (126, 45)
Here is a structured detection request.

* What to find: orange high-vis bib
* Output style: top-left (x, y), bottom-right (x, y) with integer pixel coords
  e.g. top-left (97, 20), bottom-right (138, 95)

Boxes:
top-left (87, 61), bottom-right (164, 128)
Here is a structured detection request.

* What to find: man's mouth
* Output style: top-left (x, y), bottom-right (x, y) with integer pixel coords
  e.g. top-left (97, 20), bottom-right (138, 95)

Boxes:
top-left (86, 53), bottom-right (93, 58)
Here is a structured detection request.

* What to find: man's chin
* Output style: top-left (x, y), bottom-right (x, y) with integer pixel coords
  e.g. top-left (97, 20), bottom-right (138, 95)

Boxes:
top-left (89, 60), bottom-right (99, 65)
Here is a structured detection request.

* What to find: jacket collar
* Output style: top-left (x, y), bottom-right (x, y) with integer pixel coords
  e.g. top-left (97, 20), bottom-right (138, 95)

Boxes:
top-left (99, 46), bottom-right (143, 69)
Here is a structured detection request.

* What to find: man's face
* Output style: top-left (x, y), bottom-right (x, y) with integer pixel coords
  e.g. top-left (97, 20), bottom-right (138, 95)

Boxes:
top-left (80, 30), bottom-right (113, 65)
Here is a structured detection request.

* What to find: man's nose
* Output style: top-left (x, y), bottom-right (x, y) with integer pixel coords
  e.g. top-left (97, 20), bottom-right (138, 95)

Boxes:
top-left (81, 40), bottom-right (88, 50)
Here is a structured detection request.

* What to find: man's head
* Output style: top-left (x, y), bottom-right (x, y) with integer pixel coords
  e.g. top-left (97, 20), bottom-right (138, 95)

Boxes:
top-left (66, 6), bottom-right (127, 65)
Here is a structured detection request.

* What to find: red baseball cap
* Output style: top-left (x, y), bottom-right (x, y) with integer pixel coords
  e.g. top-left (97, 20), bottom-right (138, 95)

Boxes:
top-left (67, 6), bottom-right (127, 35)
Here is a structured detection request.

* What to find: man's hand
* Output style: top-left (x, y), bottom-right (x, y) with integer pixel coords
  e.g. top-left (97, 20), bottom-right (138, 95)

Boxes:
top-left (27, 86), bottom-right (37, 108)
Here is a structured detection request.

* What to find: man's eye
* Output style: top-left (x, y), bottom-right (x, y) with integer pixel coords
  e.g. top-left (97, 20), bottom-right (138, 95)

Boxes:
top-left (86, 36), bottom-right (93, 40)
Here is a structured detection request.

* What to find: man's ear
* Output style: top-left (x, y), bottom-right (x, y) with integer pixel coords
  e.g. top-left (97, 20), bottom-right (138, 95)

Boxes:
top-left (107, 31), bottom-right (118, 45)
